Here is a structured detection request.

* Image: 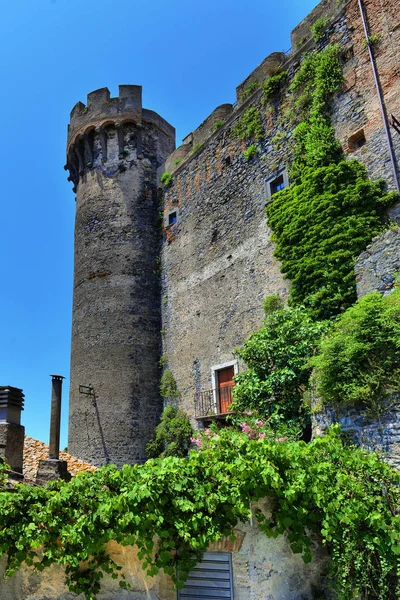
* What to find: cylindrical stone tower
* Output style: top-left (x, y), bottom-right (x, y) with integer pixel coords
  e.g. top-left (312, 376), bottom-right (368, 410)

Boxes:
top-left (65, 85), bottom-right (175, 467)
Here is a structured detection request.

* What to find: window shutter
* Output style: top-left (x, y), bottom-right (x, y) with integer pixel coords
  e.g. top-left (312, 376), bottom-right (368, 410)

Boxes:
top-left (178, 552), bottom-right (234, 599)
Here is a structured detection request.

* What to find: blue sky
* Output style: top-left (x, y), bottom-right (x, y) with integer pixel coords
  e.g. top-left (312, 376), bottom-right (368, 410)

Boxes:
top-left (0, 0), bottom-right (319, 450)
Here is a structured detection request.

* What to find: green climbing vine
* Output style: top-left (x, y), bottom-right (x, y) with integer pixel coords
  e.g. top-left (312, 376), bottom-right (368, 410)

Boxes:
top-left (266, 46), bottom-right (397, 319)
top-left (0, 428), bottom-right (399, 600)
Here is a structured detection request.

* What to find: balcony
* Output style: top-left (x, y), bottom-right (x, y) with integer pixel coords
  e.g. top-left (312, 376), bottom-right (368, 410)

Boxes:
top-left (194, 384), bottom-right (234, 422)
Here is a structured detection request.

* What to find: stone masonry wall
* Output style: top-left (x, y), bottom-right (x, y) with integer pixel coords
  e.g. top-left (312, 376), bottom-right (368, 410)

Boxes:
top-left (161, 0), bottom-right (400, 427)
top-left (355, 227), bottom-right (400, 297)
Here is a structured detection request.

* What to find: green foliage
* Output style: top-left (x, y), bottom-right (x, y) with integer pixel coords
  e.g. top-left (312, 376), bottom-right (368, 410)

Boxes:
top-left (240, 81), bottom-right (260, 100)
top-left (160, 368), bottom-right (180, 400)
top-left (213, 120), bottom-right (224, 132)
top-left (243, 144), bottom-right (258, 160)
top-left (160, 172), bottom-right (172, 187)
top-left (271, 130), bottom-right (287, 150)
top-left (262, 71), bottom-right (288, 102)
top-left (296, 36), bottom-right (307, 49)
top-left (231, 306), bottom-right (329, 429)
top-left (0, 427), bottom-right (399, 599)
top-left (0, 459), bottom-right (8, 490)
top-left (146, 406), bottom-right (193, 459)
top-left (263, 294), bottom-right (284, 315)
top-left (192, 143), bottom-right (201, 154)
top-left (311, 17), bottom-right (329, 42)
top-left (266, 46), bottom-right (397, 319)
top-left (312, 289), bottom-right (400, 415)
top-left (364, 33), bottom-right (381, 47)
top-left (266, 160), bottom-right (397, 319)
top-left (289, 46), bottom-right (344, 180)
top-left (232, 107), bottom-right (263, 141)
top-left (159, 354), bottom-right (168, 367)
top-left (173, 158), bottom-right (182, 165)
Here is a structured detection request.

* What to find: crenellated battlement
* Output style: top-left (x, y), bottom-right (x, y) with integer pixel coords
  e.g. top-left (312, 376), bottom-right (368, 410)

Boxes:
top-left (65, 85), bottom-right (175, 190)
top-left (68, 85), bottom-right (143, 147)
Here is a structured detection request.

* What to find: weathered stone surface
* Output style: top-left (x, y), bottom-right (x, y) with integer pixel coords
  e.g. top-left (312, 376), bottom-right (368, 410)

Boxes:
top-left (161, 119), bottom-right (291, 422)
top-left (312, 396), bottom-right (400, 471)
top-left (355, 227), bottom-right (400, 297)
top-left (36, 459), bottom-right (71, 484)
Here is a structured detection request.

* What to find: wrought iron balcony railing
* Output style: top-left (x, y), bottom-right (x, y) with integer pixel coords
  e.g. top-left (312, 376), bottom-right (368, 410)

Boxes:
top-left (194, 385), bottom-right (234, 419)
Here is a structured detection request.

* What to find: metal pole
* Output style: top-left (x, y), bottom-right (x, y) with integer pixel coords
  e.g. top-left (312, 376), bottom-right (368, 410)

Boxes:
top-left (357, 0), bottom-right (400, 193)
top-left (49, 375), bottom-right (64, 459)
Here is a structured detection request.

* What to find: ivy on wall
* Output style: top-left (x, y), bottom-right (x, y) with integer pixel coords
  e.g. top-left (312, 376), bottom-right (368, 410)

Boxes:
top-left (267, 160), bottom-right (396, 319)
top-left (231, 107), bottom-right (264, 141)
top-left (266, 46), bottom-right (397, 319)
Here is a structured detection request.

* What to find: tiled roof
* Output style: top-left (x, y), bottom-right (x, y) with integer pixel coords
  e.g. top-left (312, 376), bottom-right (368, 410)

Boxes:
top-left (23, 436), bottom-right (97, 482)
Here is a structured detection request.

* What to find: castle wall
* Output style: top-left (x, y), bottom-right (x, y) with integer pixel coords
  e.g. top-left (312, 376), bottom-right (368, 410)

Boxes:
top-left (161, 95), bottom-right (291, 422)
top-left (161, 0), bottom-right (400, 426)
top-left (67, 87), bottom-right (175, 467)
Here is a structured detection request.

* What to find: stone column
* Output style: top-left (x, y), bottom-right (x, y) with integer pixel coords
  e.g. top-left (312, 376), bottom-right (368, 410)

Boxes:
top-left (0, 386), bottom-right (25, 477)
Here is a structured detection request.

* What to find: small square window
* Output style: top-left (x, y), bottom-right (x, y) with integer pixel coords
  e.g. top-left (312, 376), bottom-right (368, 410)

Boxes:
top-left (348, 129), bottom-right (366, 152)
top-left (168, 211), bottom-right (177, 225)
top-left (265, 168), bottom-right (289, 200)
top-left (165, 209), bottom-right (179, 228)
top-left (270, 174), bottom-right (285, 194)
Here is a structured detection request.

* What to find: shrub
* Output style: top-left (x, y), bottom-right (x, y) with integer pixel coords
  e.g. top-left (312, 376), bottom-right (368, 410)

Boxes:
top-left (263, 294), bottom-right (284, 315)
top-left (213, 120), bottom-right (224, 132)
top-left (243, 144), bottom-right (258, 160)
top-left (262, 71), bottom-right (288, 102)
top-left (160, 369), bottom-right (180, 400)
top-left (231, 306), bottom-right (329, 429)
top-left (311, 288), bottom-right (400, 415)
top-left (232, 107), bottom-right (263, 141)
top-left (311, 17), bottom-right (329, 42)
top-left (240, 81), bottom-right (260, 100)
top-left (146, 405), bottom-right (193, 459)
top-left (160, 172), bottom-right (172, 187)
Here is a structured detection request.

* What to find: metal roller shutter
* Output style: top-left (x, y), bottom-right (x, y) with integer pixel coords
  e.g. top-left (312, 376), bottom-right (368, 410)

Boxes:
top-left (178, 552), bottom-right (234, 600)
